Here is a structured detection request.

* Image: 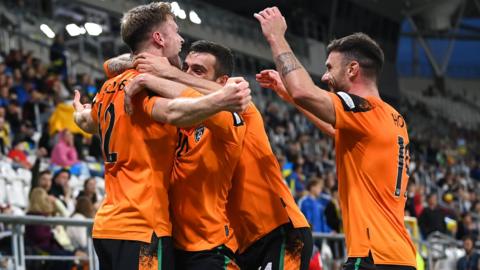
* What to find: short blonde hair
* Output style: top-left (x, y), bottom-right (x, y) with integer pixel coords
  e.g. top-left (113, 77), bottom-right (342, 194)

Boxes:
top-left (121, 2), bottom-right (173, 52)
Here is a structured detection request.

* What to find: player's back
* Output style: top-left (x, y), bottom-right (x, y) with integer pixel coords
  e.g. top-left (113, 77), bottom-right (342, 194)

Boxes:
top-left (91, 69), bottom-right (177, 243)
top-left (329, 91), bottom-right (416, 267)
top-left (227, 103), bottom-right (309, 252)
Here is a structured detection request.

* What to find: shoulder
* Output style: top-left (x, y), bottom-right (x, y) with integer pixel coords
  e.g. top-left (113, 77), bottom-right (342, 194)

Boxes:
top-left (334, 91), bottom-right (374, 113)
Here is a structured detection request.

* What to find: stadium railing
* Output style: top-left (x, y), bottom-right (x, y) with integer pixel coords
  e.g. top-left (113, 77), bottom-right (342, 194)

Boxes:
top-left (0, 214), bottom-right (96, 270)
top-left (0, 214), bottom-right (477, 270)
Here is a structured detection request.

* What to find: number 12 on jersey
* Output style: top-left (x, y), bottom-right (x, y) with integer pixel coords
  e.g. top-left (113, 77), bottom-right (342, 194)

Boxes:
top-left (98, 102), bottom-right (118, 163)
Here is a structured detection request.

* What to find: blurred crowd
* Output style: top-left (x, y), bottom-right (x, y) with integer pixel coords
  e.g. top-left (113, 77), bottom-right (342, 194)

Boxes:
top-left (0, 43), bottom-right (479, 269)
top-left (0, 43), bottom-right (103, 269)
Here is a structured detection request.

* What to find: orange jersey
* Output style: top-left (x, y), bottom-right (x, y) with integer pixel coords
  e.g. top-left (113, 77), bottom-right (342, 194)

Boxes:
top-left (170, 89), bottom-right (246, 252)
top-left (227, 103), bottom-right (310, 253)
top-left (91, 69), bottom-right (177, 243)
top-left (329, 91), bottom-right (416, 267)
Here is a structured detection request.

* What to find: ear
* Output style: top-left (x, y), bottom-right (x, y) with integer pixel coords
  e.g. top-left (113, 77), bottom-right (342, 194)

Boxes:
top-left (215, 75), bottom-right (229, 86)
top-left (152, 31), bottom-right (165, 48)
top-left (348, 61), bottom-right (360, 78)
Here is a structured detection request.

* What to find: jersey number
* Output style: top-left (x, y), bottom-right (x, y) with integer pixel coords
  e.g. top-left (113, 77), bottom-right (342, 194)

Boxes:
top-left (394, 136), bottom-right (408, 197)
top-left (98, 103), bottom-right (118, 163)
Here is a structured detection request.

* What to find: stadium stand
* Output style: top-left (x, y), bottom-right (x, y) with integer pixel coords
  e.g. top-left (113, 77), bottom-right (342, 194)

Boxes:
top-left (0, 0), bottom-right (479, 269)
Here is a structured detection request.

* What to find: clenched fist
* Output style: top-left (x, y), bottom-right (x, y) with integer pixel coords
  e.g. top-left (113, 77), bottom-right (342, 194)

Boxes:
top-left (217, 77), bottom-right (252, 113)
top-left (254, 7), bottom-right (287, 44)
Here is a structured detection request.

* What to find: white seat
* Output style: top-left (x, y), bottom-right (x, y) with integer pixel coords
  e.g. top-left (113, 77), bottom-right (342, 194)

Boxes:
top-left (6, 180), bottom-right (27, 209)
top-left (0, 178), bottom-right (8, 205)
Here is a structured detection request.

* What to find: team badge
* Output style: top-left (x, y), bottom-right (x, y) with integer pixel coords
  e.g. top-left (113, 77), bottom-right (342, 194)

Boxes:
top-left (194, 126), bottom-right (205, 142)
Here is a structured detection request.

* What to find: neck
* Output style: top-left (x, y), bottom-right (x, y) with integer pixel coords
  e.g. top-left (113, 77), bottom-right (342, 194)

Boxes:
top-left (347, 78), bottom-right (380, 99)
top-left (136, 46), bottom-right (166, 57)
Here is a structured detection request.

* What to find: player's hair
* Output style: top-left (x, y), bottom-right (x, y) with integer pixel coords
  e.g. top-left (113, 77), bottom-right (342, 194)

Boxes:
top-left (189, 40), bottom-right (234, 78)
top-left (326, 32), bottom-right (384, 79)
top-left (121, 2), bottom-right (173, 53)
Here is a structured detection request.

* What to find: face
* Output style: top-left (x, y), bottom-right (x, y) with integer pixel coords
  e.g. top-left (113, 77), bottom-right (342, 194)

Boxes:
top-left (39, 173), bottom-right (52, 191)
top-left (183, 52), bottom-right (218, 81)
top-left (464, 238), bottom-right (473, 253)
top-left (428, 194), bottom-right (437, 208)
top-left (321, 51), bottom-right (350, 92)
top-left (55, 171), bottom-right (70, 186)
top-left (312, 181), bottom-right (323, 196)
top-left (157, 15), bottom-right (184, 58)
top-left (64, 130), bottom-right (74, 145)
top-left (85, 179), bottom-right (96, 193)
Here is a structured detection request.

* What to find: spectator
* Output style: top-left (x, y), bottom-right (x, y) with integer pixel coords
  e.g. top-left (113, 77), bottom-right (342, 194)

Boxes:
top-left (50, 35), bottom-right (67, 79)
top-left (298, 178), bottom-right (331, 233)
top-left (77, 177), bottom-right (100, 210)
top-left (457, 212), bottom-right (480, 241)
top-left (456, 235), bottom-right (480, 270)
top-left (0, 115), bottom-right (10, 155)
top-left (31, 169), bottom-right (53, 194)
top-left (51, 129), bottom-right (78, 168)
top-left (66, 196), bottom-right (94, 251)
top-left (7, 140), bottom-right (32, 169)
top-left (286, 159), bottom-right (307, 199)
top-left (419, 193), bottom-right (448, 238)
top-left (49, 168), bottom-right (74, 212)
top-left (25, 187), bottom-right (76, 270)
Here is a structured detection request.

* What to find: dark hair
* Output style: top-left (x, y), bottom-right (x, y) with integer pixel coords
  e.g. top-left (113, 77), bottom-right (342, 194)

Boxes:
top-left (74, 196), bottom-right (95, 218)
top-left (38, 170), bottom-right (52, 178)
top-left (53, 168), bottom-right (71, 180)
top-left (189, 40), bottom-right (234, 78)
top-left (120, 2), bottom-right (173, 53)
top-left (326, 32), bottom-right (384, 79)
top-left (83, 177), bottom-right (95, 189)
top-left (462, 234), bottom-right (475, 242)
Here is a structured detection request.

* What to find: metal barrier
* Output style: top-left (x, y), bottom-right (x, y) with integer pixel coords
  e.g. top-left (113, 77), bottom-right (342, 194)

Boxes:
top-left (312, 231), bottom-right (479, 270)
top-left (0, 215), bottom-right (477, 270)
top-left (0, 214), bottom-right (96, 270)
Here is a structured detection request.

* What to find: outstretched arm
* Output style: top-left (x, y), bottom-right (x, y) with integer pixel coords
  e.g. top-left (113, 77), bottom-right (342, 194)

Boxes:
top-left (255, 7), bottom-right (336, 125)
top-left (256, 69), bottom-right (335, 137)
top-left (73, 90), bottom-right (97, 134)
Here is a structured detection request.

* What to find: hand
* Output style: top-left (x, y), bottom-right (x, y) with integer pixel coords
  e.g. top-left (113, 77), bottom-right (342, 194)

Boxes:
top-left (256, 69), bottom-right (293, 103)
top-left (218, 77), bottom-right (252, 113)
top-left (254, 7), bottom-right (287, 43)
top-left (73, 90), bottom-right (92, 122)
top-left (134, 53), bottom-right (175, 78)
top-left (36, 147), bottom-right (48, 158)
top-left (124, 74), bottom-right (150, 115)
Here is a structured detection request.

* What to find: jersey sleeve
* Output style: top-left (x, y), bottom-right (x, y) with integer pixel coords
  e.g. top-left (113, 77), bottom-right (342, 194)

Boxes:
top-left (181, 88), bottom-right (246, 146)
top-left (328, 91), bottom-right (375, 134)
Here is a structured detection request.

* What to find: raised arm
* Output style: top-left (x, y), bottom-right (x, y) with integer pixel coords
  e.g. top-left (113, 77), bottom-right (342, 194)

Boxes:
top-left (255, 7), bottom-right (336, 125)
top-left (256, 69), bottom-right (335, 137)
top-left (148, 78), bottom-right (251, 127)
top-left (73, 90), bottom-right (97, 134)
